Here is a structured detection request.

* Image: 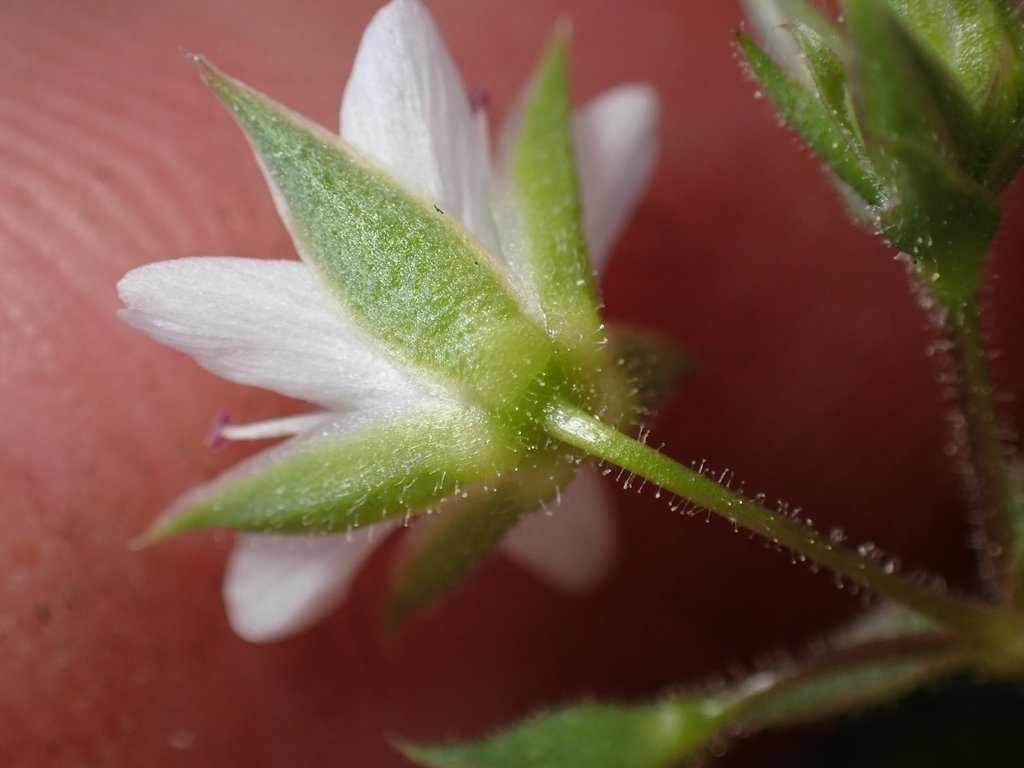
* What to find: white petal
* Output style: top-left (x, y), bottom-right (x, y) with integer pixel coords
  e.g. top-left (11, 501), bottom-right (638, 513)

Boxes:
top-left (573, 85), bottom-right (660, 271)
top-left (118, 257), bottom-right (431, 410)
top-left (340, 0), bottom-right (499, 252)
top-left (499, 466), bottom-right (617, 593)
top-left (224, 526), bottom-right (397, 642)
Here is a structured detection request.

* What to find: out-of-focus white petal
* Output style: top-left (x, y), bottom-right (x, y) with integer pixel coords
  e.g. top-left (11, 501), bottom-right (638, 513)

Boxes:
top-left (224, 526), bottom-right (397, 642)
top-left (573, 84), bottom-right (660, 270)
top-left (340, 0), bottom-right (499, 253)
top-left (499, 466), bottom-right (617, 593)
top-left (118, 257), bottom-right (431, 411)
top-left (742, 0), bottom-right (812, 83)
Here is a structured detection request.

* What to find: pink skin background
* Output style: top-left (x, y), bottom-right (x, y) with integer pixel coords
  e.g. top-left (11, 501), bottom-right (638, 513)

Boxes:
top-left (4, 0), bottom-right (1024, 765)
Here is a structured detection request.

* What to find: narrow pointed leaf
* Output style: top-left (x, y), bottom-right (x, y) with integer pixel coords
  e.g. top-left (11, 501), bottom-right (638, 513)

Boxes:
top-left (403, 630), bottom-right (964, 768)
top-left (401, 698), bottom-right (731, 768)
top-left (196, 57), bottom-right (552, 409)
top-left (734, 639), bottom-right (963, 729)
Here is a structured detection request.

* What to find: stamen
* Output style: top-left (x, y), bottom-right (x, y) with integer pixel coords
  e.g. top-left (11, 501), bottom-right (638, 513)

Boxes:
top-left (205, 411), bottom-right (233, 449)
top-left (218, 412), bottom-right (330, 441)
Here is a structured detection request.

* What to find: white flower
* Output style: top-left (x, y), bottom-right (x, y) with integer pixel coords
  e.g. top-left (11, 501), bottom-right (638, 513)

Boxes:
top-left (118, 0), bottom-right (658, 642)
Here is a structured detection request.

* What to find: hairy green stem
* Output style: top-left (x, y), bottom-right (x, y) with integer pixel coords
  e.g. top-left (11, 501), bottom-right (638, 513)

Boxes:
top-left (945, 300), bottom-right (1021, 601)
top-left (724, 633), bottom-right (969, 732)
top-left (546, 401), bottom-right (1023, 647)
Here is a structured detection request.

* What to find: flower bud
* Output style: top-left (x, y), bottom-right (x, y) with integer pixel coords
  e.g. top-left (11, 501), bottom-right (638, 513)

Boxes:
top-left (741, 0), bottom-right (1024, 307)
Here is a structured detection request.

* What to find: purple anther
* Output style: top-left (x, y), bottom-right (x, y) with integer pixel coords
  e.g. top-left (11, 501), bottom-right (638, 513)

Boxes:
top-left (205, 411), bottom-right (233, 450)
top-left (469, 88), bottom-right (491, 113)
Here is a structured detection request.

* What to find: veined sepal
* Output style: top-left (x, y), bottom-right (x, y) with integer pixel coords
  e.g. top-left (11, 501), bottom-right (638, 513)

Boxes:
top-left (497, 33), bottom-right (607, 389)
top-left (195, 56), bottom-right (555, 411)
top-left (140, 403), bottom-right (524, 541)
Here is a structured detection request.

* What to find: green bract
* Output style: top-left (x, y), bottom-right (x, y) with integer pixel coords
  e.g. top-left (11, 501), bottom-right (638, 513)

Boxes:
top-left (741, 0), bottom-right (1024, 307)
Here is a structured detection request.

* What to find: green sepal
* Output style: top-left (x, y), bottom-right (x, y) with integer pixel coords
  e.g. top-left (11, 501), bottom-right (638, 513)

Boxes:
top-left (843, 0), bottom-right (982, 174)
top-left (387, 453), bottom-right (572, 626)
top-left (858, 1), bottom-right (1024, 188)
top-left (196, 57), bottom-right (553, 411)
top-left (738, 31), bottom-right (883, 205)
top-left (143, 406), bottom-right (521, 539)
top-left (791, 24), bottom-right (857, 138)
top-left (401, 697), bottom-right (731, 768)
top-left (604, 324), bottom-right (692, 419)
top-left (885, 1), bottom-right (1024, 105)
top-left (506, 35), bottom-right (605, 380)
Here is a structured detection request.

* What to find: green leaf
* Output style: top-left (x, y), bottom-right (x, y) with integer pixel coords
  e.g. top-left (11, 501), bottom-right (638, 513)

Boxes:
top-left (196, 57), bottom-right (554, 411)
top-left (401, 698), bottom-right (731, 768)
top-left (739, 31), bottom-right (882, 204)
top-left (145, 405), bottom-right (522, 538)
top-left (505, 36), bottom-right (605, 380)
top-left (401, 629), bottom-right (965, 768)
